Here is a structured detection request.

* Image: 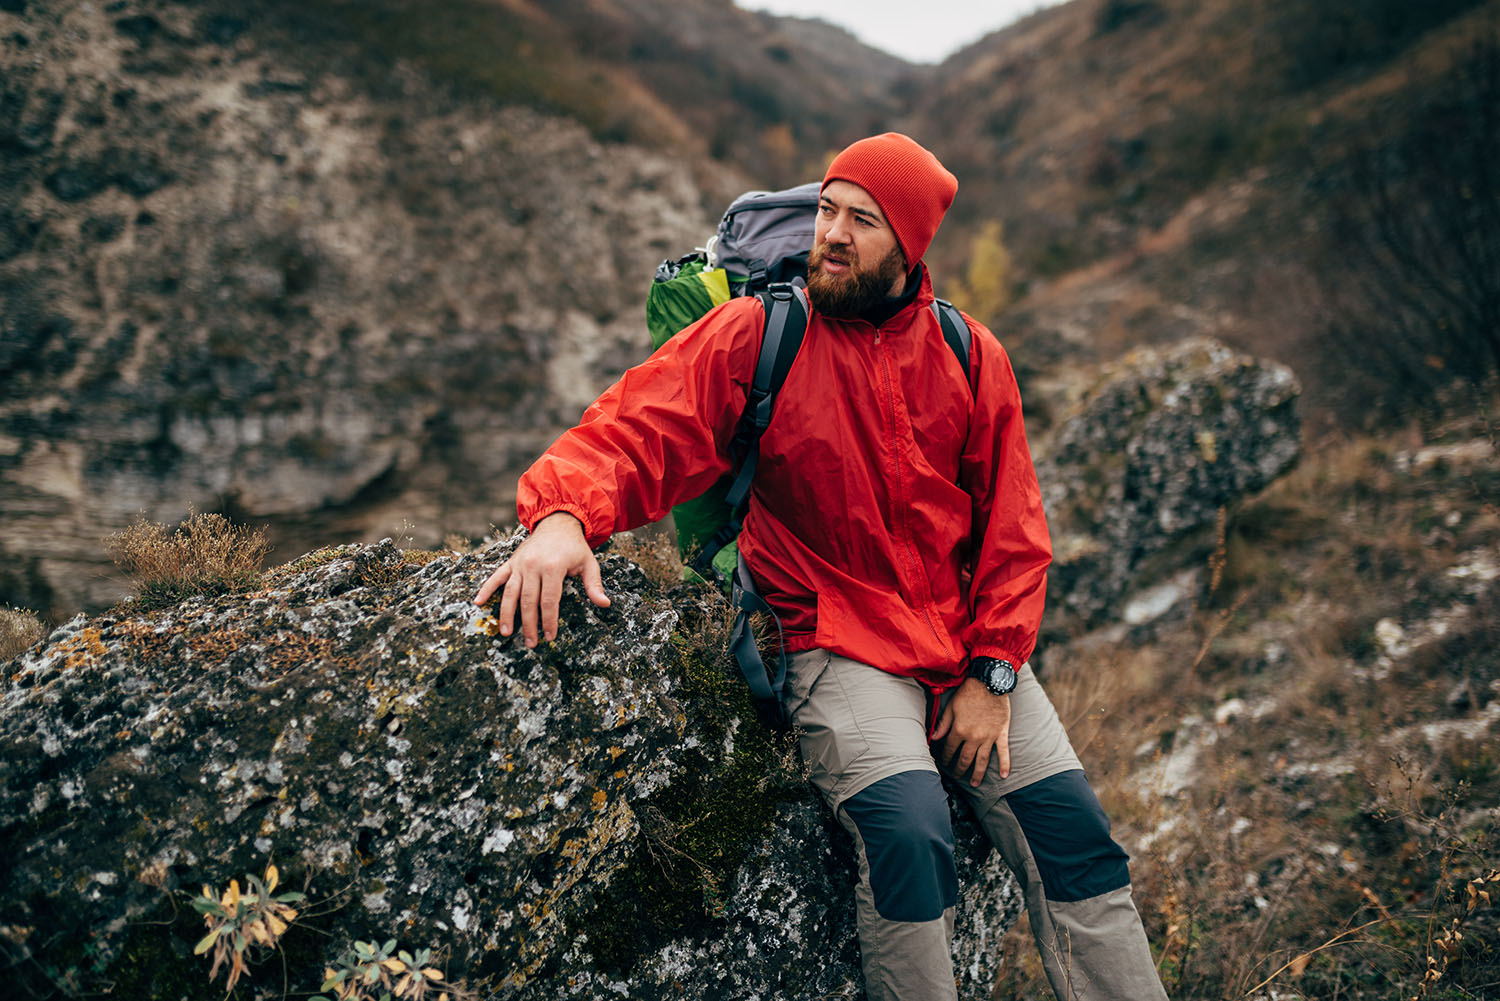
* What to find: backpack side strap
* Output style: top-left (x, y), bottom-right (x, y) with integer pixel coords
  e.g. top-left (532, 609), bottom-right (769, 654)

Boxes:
top-left (729, 550), bottom-right (790, 729)
top-left (930, 297), bottom-right (974, 395)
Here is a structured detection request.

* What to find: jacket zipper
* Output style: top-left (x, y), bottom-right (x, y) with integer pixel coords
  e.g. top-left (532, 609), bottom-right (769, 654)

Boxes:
top-left (873, 324), bottom-right (949, 650)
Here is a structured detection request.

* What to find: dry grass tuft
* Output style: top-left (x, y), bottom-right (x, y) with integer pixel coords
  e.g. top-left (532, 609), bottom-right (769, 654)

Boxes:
top-left (606, 529), bottom-right (687, 592)
top-left (0, 606), bottom-right (47, 661)
top-left (104, 512), bottom-right (272, 611)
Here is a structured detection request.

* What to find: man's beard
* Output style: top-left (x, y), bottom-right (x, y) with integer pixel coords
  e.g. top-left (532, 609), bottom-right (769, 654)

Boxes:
top-left (805, 241), bottom-right (907, 319)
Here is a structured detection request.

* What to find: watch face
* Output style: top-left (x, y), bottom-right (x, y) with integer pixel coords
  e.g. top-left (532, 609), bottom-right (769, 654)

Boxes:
top-left (986, 661), bottom-right (1017, 695)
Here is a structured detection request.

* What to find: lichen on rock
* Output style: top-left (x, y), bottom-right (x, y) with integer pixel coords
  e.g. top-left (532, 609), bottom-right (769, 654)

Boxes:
top-left (1035, 337), bottom-right (1302, 629)
top-left (0, 533), bottom-right (1017, 999)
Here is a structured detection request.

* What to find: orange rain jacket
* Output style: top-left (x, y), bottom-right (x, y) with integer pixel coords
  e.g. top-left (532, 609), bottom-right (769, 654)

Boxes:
top-left (517, 270), bottom-right (1052, 694)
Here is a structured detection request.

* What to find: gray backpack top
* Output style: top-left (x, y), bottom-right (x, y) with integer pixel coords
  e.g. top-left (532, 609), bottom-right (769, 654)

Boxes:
top-left (705, 181), bottom-right (822, 295)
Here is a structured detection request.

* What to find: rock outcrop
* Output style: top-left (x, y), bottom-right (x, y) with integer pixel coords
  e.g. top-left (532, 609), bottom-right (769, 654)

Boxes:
top-left (0, 536), bottom-right (1016, 1000)
top-left (1035, 337), bottom-right (1302, 629)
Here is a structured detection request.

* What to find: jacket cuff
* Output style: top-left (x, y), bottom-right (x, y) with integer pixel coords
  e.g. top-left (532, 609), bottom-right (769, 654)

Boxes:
top-left (523, 503), bottom-right (605, 548)
top-left (969, 648), bottom-right (1028, 669)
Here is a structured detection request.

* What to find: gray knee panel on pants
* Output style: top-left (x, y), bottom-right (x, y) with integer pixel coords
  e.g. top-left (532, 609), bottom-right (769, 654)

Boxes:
top-left (1005, 769), bottom-right (1130, 903)
top-left (842, 770), bottom-right (958, 922)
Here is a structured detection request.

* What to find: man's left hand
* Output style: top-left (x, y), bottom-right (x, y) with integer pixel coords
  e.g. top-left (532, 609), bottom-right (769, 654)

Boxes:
top-left (932, 677), bottom-right (1011, 787)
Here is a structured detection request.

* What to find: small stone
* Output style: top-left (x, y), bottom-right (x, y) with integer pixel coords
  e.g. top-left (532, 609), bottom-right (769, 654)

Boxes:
top-left (1446, 680), bottom-right (1473, 714)
top-left (1213, 699), bottom-right (1247, 726)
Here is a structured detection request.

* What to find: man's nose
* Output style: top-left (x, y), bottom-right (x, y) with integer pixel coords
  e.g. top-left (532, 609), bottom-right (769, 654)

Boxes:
top-left (824, 214), bottom-right (852, 244)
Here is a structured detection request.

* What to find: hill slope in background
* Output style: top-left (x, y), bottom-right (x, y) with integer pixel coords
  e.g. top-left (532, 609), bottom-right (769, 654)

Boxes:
top-left (904, 0), bottom-right (1499, 427)
top-left (2, 0), bottom-right (1496, 610)
top-left (259, 0), bottom-right (914, 192)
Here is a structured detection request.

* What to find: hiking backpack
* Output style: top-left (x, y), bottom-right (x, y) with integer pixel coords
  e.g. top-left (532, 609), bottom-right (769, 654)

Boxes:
top-left (645, 182), bottom-right (973, 728)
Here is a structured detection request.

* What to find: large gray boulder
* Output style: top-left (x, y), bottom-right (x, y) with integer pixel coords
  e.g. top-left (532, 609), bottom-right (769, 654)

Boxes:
top-left (1035, 337), bottom-right (1301, 628)
top-left (0, 536), bottom-right (1016, 1000)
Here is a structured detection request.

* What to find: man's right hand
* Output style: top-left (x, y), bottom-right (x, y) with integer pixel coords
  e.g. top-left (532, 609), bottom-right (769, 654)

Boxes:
top-left (473, 512), bottom-right (611, 647)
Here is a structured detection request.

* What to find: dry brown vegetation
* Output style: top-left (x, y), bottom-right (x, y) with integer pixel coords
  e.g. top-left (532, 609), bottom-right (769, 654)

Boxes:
top-left (995, 404), bottom-right (1500, 999)
top-left (1306, 29), bottom-right (1500, 421)
top-left (0, 607), bottom-right (47, 661)
top-left (103, 512), bottom-right (272, 611)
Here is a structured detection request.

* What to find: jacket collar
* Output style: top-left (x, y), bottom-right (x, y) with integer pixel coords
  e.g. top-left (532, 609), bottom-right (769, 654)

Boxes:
top-left (859, 263), bottom-right (925, 327)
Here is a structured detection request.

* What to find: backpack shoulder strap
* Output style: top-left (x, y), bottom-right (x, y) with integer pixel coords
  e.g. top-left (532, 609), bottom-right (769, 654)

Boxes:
top-left (719, 285), bottom-right (806, 730)
top-left (930, 297), bottom-right (975, 395)
top-left (723, 282), bottom-right (808, 512)
top-left (688, 282), bottom-right (808, 577)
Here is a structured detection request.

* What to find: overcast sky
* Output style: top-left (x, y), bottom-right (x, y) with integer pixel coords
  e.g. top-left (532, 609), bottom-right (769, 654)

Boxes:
top-left (734, 0), bottom-right (1063, 64)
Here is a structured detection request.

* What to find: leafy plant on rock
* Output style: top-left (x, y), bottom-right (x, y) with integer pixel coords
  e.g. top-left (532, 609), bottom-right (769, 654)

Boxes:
top-left (191, 863), bottom-right (305, 992)
top-left (316, 939), bottom-right (466, 1001)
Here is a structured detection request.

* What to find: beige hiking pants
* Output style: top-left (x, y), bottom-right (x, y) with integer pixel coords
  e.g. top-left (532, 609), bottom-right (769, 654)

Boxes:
top-left (785, 649), bottom-right (1168, 1001)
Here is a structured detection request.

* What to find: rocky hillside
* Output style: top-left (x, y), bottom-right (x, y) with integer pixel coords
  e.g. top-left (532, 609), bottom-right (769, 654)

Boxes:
top-left (1, 0), bottom-right (714, 617)
top-left (904, 0), bottom-right (1500, 426)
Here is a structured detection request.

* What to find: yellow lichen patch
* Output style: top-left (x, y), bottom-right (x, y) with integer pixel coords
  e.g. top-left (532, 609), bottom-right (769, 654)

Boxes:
top-left (606, 746), bottom-right (624, 761)
top-left (58, 627), bottom-right (109, 670)
top-left (591, 790), bottom-right (607, 810)
top-left (504, 795), bottom-right (639, 986)
top-left (1196, 429), bottom-right (1219, 463)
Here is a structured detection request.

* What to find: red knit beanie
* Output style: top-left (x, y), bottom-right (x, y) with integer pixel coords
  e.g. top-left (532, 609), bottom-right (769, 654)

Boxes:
top-left (821, 133), bottom-right (958, 265)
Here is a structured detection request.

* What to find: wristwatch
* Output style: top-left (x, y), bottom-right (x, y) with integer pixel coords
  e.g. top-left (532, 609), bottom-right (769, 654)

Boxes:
top-left (969, 657), bottom-right (1018, 696)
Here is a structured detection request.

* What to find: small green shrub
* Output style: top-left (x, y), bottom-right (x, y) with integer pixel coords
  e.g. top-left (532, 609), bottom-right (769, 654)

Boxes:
top-left (103, 511), bottom-right (271, 610)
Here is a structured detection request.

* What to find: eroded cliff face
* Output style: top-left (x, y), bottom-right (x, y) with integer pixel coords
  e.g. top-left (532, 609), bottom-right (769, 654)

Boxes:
top-left (1, 0), bottom-right (716, 617)
top-left (0, 536), bottom-right (1016, 1000)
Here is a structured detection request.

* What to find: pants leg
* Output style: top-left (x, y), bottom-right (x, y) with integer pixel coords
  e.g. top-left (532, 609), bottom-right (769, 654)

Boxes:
top-left (939, 666), bottom-right (1168, 1001)
top-left (979, 773), bottom-right (1166, 1001)
top-left (786, 650), bottom-right (959, 1001)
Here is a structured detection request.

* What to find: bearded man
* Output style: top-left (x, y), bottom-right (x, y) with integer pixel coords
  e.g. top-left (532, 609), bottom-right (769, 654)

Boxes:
top-left (475, 133), bottom-right (1167, 1001)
